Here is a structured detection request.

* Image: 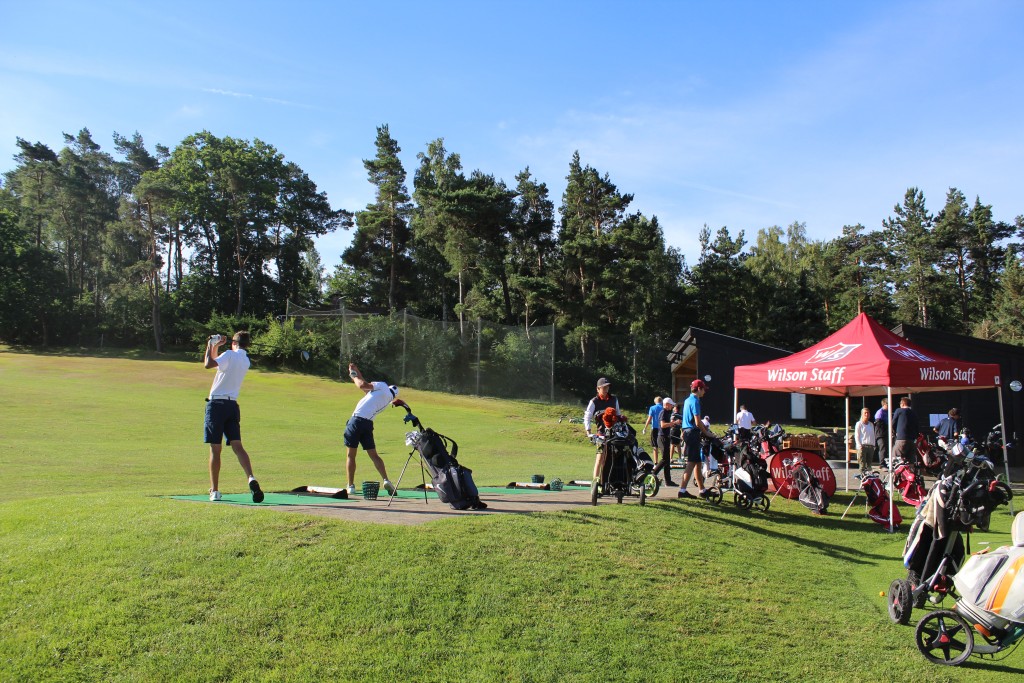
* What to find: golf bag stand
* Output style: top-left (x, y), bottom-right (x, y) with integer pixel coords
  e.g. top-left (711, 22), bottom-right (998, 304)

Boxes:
top-left (387, 438), bottom-right (431, 507)
top-left (387, 401), bottom-right (431, 507)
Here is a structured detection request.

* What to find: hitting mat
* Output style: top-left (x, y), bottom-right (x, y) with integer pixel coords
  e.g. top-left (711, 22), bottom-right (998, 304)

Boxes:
top-left (170, 485), bottom-right (578, 506)
top-left (169, 492), bottom-right (356, 506)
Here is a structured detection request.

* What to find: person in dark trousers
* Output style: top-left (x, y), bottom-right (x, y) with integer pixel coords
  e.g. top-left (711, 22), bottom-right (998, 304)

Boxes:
top-left (656, 397), bottom-right (680, 486)
top-left (890, 396), bottom-right (920, 465)
top-left (583, 377), bottom-right (622, 497)
top-left (874, 398), bottom-right (889, 464)
top-left (203, 331), bottom-right (264, 503)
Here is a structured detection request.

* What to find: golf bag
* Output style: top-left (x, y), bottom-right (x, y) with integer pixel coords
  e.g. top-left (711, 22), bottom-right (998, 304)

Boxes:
top-left (790, 456), bottom-right (829, 514)
top-left (734, 446), bottom-right (769, 499)
top-left (861, 471), bottom-right (901, 531)
top-left (404, 423), bottom-right (486, 510)
top-left (892, 460), bottom-right (927, 508)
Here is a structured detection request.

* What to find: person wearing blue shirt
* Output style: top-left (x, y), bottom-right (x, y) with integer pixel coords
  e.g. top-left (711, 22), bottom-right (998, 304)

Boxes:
top-left (934, 408), bottom-right (961, 442)
top-left (643, 395), bottom-right (663, 465)
top-left (678, 379), bottom-right (715, 499)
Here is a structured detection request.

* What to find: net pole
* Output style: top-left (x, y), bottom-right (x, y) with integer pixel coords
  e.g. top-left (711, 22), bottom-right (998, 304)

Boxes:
top-left (550, 323), bottom-right (555, 403)
top-left (402, 308), bottom-right (408, 385)
top-left (476, 317), bottom-right (482, 396)
top-left (339, 302), bottom-right (346, 377)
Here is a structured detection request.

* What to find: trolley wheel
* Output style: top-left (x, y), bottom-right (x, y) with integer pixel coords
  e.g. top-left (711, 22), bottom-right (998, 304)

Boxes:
top-left (755, 496), bottom-right (770, 512)
top-left (915, 609), bottom-right (973, 666)
top-left (907, 570), bottom-right (926, 609)
top-left (642, 474), bottom-right (660, 498)
top-left (739, 495), bottom-right (752, 510)
top-left (591, 483), bottom-right (599, 506)
top-left (706, 487), bottom-right (723, 505)
top-left (887, 579), bottom-right (913, 625)
top-left (616, 490), bottom-right (624, 504)
top-left (733, 492), bottom-right (745, 508)
top-left (639, 485), bottom-right (647, 506)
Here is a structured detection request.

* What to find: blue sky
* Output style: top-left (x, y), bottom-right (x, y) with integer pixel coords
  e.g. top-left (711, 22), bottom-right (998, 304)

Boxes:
top-left (2, 0), bottom-right (1022, 269)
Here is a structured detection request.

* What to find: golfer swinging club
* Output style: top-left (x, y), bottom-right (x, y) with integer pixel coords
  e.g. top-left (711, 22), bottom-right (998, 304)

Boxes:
top-left (203, 331), bottom-right (264, 503)
top-left (343, 363), bottom-right (399, 496)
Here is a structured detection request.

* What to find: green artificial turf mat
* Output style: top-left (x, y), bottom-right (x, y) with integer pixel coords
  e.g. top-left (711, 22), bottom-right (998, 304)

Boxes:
top-left (170, 492), bottom-right (355, 506)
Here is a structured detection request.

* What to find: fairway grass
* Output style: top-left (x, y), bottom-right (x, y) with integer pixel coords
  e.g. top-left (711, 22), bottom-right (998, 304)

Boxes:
top-left (0, 348), bottom-right (1019, 681)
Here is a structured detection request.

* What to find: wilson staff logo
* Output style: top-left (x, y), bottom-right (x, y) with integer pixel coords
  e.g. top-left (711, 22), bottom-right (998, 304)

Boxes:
top-left (885, 344), bottom-right (935, 362)
top-left (805, 343), bottom-right (860, 364)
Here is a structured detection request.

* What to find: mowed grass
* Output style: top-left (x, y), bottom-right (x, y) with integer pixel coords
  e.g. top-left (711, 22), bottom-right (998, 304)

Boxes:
top-left (0, 348), bottom-right (1019, 682)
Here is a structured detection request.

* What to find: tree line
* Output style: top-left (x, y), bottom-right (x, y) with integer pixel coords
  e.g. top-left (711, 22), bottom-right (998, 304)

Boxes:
top-left (2, 124), bottom-right (1023, 402)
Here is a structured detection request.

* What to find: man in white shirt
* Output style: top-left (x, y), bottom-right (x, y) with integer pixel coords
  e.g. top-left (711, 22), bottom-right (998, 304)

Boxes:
top-left (854, 407), bottom-right (876, 473)
top-left (344, 362), bottom-right (399, 496)
top-left (203, 331), bottom-right (264, 503)
top-left (735, 405), bottom-right (756, 442)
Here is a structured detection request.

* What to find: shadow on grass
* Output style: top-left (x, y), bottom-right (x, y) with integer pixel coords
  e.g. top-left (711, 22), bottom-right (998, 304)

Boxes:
top-left (653, 499), bottom-right (893, 565)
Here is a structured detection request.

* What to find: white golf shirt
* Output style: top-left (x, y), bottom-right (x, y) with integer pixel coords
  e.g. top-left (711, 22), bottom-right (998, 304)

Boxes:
top-left (735, 409), bottom-right (756, 429)
top-left (208, 348), bottom-right (250, 400)
top-left (352, 382), bottom-right (397, 421)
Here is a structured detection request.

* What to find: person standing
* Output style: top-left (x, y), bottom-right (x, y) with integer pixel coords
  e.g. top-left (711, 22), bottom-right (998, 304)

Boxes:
top-left (344, 363), bottom-right (398, 496)
top-left (203, 331), bottom-right (264, 503)
top-left (735, 404), bottom-right (756, 442)
top-left (934, 408), bottom-right (961, 444)
top-left (874, 398), bottom-right (889, 464)
top-left (656, 397), bottom-right (680, 486)
top-left (854, 408), bottom-right (876, 473)
top-left (583, 378), bottom-right (622, 497)
top-left (678, 379), bottom-right (714, 499)
top-left (890, 396), bottom-right (920, 464)
top-left (642, 395), bottom-right (663, 464)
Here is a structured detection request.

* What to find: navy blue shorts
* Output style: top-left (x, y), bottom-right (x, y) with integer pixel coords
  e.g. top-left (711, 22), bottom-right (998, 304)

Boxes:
top-left (204, 400), bottom-right (241, 445)
top-left (343, 416), bottom-right (376, 450)
top-left (682, 429), bottom-right (702, 463)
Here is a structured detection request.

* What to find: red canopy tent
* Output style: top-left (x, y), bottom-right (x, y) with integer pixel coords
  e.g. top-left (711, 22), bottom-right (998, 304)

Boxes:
top-left (733, 313), bottom-right (1011, 518)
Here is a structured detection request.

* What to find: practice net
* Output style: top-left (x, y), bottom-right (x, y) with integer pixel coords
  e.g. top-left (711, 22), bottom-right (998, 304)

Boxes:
top-left (284, 302), bottom-right (559, 402)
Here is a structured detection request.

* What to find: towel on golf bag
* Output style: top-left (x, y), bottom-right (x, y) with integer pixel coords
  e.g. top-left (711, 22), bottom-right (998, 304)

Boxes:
top-left (432, 464), bottom-right (486, 510)
top-left (790, 462), bottom-right (829, 514)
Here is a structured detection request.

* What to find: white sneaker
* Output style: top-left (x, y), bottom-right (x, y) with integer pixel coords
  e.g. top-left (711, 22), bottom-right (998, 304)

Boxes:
top-left (383, 479), bottom-right (396, 495)
top-left (346, 484), bottom-right (356, 495)
top-left (209, 490), bottom-right (222, 501)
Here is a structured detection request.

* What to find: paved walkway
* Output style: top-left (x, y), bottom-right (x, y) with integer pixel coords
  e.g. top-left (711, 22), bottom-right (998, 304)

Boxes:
top-left (267, 487), bottom-right (598, 526)
top-left (260, 460), bottom-right (1022, 526)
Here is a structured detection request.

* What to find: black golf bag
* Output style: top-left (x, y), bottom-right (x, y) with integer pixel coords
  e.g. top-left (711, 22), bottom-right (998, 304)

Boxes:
top-left (396, 398), bottom-right (487, 511)
top-left (790, 457), bottom-right (829, 514)
top-left (416, 428), bottom-right (484, 510)
top-left (734, 445), bottom-right (769, 499)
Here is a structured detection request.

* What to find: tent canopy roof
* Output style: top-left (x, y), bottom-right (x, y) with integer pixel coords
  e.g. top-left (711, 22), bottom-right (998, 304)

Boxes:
top-left (733, 313), bottom-right (1001, 397)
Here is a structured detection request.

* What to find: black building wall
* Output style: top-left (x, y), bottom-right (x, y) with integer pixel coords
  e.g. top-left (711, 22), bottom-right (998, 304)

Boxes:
top-left (669, 328), bottom-right (792, 425)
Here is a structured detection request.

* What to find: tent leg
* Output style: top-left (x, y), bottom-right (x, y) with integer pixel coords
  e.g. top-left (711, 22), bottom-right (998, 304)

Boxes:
top-left (844, 397), bottom-right (850, 492)
top-left (997, 386), bottom-right (1014, 516)
top-left (887, 387), bottom-right (895, 532)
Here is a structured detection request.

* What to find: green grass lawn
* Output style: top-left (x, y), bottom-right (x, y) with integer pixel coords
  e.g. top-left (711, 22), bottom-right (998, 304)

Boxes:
top-left (0, 348), bottom-right (1019, 682)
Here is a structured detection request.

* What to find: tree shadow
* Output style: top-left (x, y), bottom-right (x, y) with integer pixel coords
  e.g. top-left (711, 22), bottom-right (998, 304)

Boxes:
top-left (655, 499), bottom-right (893, 565)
